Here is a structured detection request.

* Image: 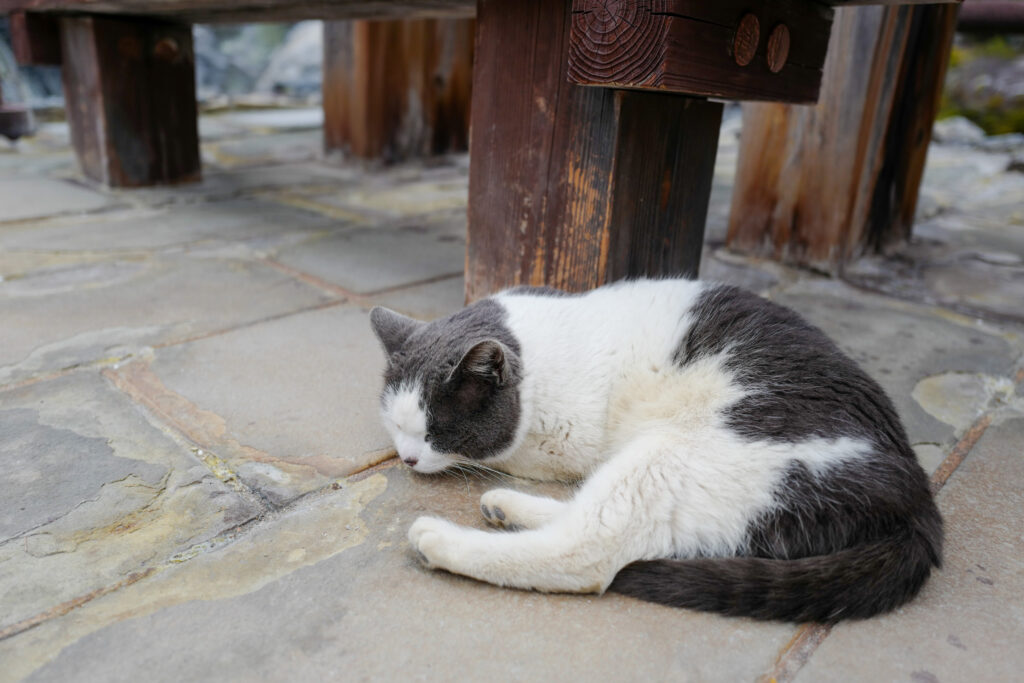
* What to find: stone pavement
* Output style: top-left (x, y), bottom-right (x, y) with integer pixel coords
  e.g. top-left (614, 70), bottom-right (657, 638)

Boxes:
top-left (1, 109), bottom-right (1023, 682)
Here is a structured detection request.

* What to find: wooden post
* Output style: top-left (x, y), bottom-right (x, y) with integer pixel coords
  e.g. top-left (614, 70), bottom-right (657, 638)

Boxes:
top-left (726, 3), bottom-right (959, 269)
top-left (0, 48), bottom-right (35, 141)
top-left (58, 15), bottom-right (200, 187)
top-left (10, 12), bottom-right (63, 65)
top-left (322, 18), bottom-right (474, 161)
top-left (466, 0), bottom-right (723, 301)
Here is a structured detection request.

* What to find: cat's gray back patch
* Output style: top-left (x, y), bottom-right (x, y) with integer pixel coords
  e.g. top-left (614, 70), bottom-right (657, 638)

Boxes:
top-left (676, 284), bottom-right (940, 580)
top-left (676, 284), bottom-right (907, 450)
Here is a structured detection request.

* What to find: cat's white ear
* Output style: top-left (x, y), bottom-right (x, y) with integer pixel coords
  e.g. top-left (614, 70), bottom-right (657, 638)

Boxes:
top-left (369, 307), bottom-right (423, 356)
top-left (452, 340), bottom-right (515, 386)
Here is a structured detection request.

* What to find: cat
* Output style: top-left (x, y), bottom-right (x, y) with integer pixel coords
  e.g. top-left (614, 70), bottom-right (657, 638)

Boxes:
top-left (369, 278), bottom-right (943, 623)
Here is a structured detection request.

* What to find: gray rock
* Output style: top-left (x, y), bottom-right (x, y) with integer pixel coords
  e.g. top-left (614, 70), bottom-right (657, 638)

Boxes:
top-left (932, 116), bottom-right (987, 145)
top-left (255, 21), bottom-right (323, 98)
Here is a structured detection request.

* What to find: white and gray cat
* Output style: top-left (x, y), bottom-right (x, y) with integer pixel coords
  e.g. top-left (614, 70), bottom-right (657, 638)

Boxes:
top-left (369, 278), bottom-right (942, 622)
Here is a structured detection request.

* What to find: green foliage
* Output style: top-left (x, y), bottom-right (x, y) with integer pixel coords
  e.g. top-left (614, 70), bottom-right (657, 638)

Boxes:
top-left (942, 35), bottom-right (1024, 134)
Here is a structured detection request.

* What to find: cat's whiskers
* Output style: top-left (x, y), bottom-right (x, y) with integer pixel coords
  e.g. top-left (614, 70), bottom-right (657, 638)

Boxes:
top-left (450, 458), bottom-right (515, 485)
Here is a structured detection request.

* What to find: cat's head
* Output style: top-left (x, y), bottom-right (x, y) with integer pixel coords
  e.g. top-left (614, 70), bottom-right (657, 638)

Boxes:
top-left (369, 301), bottom-right (523, 474)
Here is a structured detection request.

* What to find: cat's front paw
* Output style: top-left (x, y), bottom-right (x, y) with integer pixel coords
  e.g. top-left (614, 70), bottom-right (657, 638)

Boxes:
top-left (408, 516), bottom-right (461, 570)
top-left (480, 489), bottom-right (565, 530)
top-left (480, 489), bottom-right (521, 530)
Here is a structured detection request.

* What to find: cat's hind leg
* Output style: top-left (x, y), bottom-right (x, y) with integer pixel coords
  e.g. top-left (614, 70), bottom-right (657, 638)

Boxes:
top-left (480, 489), bottom-right (568, 530)
top-left (410, 436), bottom-right (677, 593)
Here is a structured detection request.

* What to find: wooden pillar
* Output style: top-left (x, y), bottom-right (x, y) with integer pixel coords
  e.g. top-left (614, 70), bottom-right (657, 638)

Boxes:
top-left (10, 12), bottom-right (63, 66)
top-left (465, 0), bottom-right (723, 301)
top-left (726, 3), bottom-right (959, 270)
top-left (58, 16), bottom-right (201, 187)
top-left (322, 18), bottom-right (474, 161)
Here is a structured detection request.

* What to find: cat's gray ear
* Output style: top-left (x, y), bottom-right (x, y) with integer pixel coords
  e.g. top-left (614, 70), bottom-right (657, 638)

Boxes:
top-left (452, 340), bottom-right (517, 386)
top-left (369, 307), bottom-right (423, 356)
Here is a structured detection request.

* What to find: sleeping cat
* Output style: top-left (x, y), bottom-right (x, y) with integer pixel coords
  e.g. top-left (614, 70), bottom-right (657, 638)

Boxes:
top-left (369, 278), bottom-right (942, 623)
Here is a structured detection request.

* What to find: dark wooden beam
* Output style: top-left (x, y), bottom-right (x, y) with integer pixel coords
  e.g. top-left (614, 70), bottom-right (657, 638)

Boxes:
top-left (59, 15), bottom-right (201, 186)
top-left (0, 0), bottom-right (476, 24)
top-left (322, 18), bottom-right (473, 161)
top-left (726, 3), bottom-right (960, 269)
top-left (9, 12), bottom-right (62, 65)
top-left (466, 0), bottom-right (722, 301)
top-left (569, 0), bottom-right (835, 104)
top-left (957, 0), bottom-right (1024, 33)
top-left (0, 0), bottom-right (961, 23)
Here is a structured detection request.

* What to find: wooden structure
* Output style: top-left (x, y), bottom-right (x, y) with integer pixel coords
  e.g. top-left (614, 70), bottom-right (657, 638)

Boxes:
top-left (727, 3), bottom-right (960, 269)
top-left (1, 0), bottom-right (962, 298)
top-left (322, 18), bottom-right (473, 162)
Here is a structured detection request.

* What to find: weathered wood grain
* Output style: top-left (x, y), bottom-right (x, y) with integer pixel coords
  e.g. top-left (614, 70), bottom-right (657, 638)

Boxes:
top-left (569, 0), bottom-right (834, 104)
top-left (59, 16), bottom-right (200, 186)
top-left (0, 0), bottom-right (475, 23)
top-left (726, 3), bottom-right (959, 269)
top-left (466, 0), bottom-right (722, 301)
top-left (9, 12), bottom-right (62, 65)
top-left (322, 18), bottom-right (473, 161)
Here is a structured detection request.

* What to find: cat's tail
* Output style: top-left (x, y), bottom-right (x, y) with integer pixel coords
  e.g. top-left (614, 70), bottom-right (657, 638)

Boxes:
top-left (607, 527), bottom-right (940, 623)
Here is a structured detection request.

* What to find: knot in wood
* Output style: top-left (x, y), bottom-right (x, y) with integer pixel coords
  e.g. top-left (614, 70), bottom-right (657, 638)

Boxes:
top-left (733, 13), bottom-right (759, 67)
top-left (153, 37), bottom-right (181, 63)
top-left (767, 24), bottom-right (790, 73)
top-left (569, 0), bottom-right (667, 86)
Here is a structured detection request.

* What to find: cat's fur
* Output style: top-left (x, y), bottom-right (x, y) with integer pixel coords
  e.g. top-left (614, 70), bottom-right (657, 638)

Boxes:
top-left (369, 279), bottom-right (942, 623)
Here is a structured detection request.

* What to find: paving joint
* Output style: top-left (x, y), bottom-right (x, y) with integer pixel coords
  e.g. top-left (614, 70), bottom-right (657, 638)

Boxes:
top-left (0, 569), bottom-right (157, 643)
top-left (263, 256), bottom-right (462, 307)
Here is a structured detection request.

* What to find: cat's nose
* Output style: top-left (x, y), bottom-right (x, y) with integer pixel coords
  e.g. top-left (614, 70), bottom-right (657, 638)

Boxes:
top-left (402, 456), bottom-right (419, 467)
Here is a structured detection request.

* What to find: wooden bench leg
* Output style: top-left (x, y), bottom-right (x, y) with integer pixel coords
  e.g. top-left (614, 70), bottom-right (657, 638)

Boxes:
top-left (322, 19), bottom-right (474, 161)
top-left (465, 0), bottom-right (721, 301)
top-left (726, 4), bottom-right (959, 269)
top-left (59, 15), bottom-right (200, 187)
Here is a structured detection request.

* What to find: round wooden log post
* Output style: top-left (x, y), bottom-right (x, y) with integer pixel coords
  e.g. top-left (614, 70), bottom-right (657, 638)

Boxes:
top-left (726, 3), bottom-right (960, 270)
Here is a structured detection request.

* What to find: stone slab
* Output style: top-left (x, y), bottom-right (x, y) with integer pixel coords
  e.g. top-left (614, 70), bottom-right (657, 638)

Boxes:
top-left (0, 371), bottom-right (261, 634)
top-left (207, 131), bottom-right (323, 168)
top-left (0, 253), bottom-right (332, 387)
top-left (0, 198), bottom-right (336, 255)
top-left (119, 163), bottom-right (359, 206)
top-left (370, 273), bottom-right (466, 321)
top-left (273, 211), bottom-right (465, 295)
top-left (0, 178), bottom-right (116, 223)
top-left (0, 151), bottom-right (77, 180)
top-left (286, 161), bottom-right (468, 221)
top-left (212, 108), bottom-right (324, 132)
top-left (11, 462), bottom-right (797, 683)
top-left (773, 278), bottom-right (1021, 453)
top-left (796, 416), bottom-right (1024, 682)
top-left (136, 304), bottom-right (394, 504)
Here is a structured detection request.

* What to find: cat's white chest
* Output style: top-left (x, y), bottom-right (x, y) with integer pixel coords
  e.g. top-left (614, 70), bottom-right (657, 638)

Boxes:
top-left (500, 410), bottom-right (606, 481)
